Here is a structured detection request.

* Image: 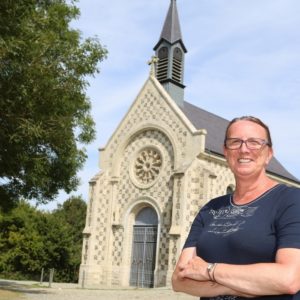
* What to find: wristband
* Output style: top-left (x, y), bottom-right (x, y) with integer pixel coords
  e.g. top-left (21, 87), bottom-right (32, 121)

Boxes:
top-left (207, 262), bottom-right (217, 282)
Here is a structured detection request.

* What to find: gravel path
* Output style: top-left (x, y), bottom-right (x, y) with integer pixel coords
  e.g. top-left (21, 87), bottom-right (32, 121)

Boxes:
top-left (0, 279), bottom-right (197, 300)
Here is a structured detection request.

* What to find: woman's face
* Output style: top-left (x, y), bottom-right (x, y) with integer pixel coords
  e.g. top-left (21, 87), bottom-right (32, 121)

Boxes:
top-left (223, 120), bottom-right (273, 179)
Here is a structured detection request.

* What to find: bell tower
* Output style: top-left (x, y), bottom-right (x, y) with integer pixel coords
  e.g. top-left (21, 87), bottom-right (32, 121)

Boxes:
top-left (153, 0), bottom-right (187, 107)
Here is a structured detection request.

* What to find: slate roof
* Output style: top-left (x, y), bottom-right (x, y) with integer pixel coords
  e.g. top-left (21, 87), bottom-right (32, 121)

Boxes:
top-left (181, 101), bottom-right (299, 184)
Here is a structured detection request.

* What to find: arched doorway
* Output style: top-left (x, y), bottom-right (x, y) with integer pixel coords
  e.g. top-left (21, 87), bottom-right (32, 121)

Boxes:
top-left (129, 207), bottom-right (158, 288)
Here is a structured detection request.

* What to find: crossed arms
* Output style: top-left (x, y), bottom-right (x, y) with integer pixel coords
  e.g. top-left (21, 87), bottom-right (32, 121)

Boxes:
top-left (172, 247), bottom-right (300, 298)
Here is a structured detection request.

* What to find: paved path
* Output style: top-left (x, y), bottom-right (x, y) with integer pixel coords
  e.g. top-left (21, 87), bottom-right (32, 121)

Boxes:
top-left (0, 279), bottom-right (198, 300)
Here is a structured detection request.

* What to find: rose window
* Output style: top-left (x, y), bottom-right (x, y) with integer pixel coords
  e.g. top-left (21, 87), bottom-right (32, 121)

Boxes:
top-left (134, 148), bottom-right (162, 185)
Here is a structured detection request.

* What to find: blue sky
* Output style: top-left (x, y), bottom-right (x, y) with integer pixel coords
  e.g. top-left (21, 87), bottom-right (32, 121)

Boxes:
top-left (42, 0), bottom-right (300, 210)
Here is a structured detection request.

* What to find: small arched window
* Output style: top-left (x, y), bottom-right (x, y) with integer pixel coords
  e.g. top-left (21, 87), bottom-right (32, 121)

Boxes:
top-left (157, 47), bottom-right (168, 81)
top-left (158, 47), bottom-right (168, 59)
top-left (172, 47), bottom-right (182, 82)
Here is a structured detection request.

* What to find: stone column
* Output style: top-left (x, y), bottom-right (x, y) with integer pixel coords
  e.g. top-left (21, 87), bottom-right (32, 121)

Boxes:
top-left (167, 171), bottom-right (184, 284)
top-left (104, 176), bottom-right (120, 286)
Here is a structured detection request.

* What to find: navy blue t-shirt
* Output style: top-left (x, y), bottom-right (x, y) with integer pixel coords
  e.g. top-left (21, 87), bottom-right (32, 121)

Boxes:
top-left (184, 184), bottom-right (300, 299)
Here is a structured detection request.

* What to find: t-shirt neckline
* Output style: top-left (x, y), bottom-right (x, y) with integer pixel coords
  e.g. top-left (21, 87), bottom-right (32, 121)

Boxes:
top-left (230, 184), bottom-right (282, 207)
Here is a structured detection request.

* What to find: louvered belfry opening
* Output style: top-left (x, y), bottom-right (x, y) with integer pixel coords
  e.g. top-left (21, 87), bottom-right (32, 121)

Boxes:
top-left (157, 47), bottom-right (168, 82)
top-left (172, 47), bottom-right (182, 83)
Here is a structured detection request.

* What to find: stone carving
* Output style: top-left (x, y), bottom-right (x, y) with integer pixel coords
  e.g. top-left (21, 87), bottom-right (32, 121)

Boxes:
top-left (134, 148), bottom-right (162, 185)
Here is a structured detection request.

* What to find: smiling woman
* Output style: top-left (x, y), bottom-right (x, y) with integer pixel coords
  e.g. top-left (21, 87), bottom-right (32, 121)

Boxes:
top-left (172, 116), bottom-right (300, 299)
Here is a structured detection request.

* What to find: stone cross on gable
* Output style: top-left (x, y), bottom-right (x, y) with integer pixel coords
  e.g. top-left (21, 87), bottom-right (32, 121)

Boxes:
top-left (148, 56), bottom-right (159, 76)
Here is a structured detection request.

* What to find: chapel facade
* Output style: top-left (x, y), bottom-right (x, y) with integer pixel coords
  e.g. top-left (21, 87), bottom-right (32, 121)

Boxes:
top-left (78, 0), bottom-right (300, 288)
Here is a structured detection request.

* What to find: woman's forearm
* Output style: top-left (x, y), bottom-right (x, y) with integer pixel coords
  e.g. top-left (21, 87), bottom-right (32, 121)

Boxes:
top-left (214, 262), bottom-right (300, 296)
top-left (172, 274), bottom-right (254, 298)
top-left (173, 277), bottom-right (231, 297)
top-left (179, 248), bottom-right (300, 297)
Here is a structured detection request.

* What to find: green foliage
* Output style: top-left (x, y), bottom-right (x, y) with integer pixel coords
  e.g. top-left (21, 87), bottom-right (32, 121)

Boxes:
top-left (0, 202), bottom-right (47, 278)
top-left (52, 196), bottom-right (87, 281)
top-left (0, 0), bottom-right (108, 209)
top-left (0, 197), bottom-right (87, 282)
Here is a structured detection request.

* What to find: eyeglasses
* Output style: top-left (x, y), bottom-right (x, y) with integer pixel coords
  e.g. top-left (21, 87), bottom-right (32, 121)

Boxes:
top-left (224, 138), bottom-right (270, 150)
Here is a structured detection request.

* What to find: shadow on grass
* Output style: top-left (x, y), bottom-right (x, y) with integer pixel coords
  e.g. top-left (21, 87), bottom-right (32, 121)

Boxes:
top-left (0, 280), bottom-right (49, 295)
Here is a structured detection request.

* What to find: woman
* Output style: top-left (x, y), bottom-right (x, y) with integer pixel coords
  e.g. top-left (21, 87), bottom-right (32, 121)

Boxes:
top-left (172, 116), bottom-right (300, 299)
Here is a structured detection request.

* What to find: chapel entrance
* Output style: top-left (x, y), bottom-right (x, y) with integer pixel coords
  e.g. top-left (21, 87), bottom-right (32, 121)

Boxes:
top-left (129, 207), bottom-right (158, 288)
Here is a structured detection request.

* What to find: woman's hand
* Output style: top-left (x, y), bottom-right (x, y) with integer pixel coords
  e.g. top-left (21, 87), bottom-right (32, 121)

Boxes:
top-left (178, 255), bottom-right (210, 281)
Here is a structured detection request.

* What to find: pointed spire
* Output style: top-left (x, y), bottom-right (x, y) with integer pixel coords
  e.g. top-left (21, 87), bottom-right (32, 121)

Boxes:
top-left (153, 0), bottom-right (187, 107)
top-left (154, 0), bottom-right (186, 52)
top-left (161, 0), bottom-right (182, 44)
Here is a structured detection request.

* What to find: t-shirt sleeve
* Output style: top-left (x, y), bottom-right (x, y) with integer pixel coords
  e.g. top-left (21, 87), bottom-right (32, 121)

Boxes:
top-left (183, 210), bottom-right (204, 249)
top-left (276, 188), bottom-right (300, 249)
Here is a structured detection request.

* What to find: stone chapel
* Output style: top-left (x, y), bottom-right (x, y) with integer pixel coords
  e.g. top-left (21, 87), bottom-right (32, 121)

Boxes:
top-left (78, 0), bottom-right (300, 289)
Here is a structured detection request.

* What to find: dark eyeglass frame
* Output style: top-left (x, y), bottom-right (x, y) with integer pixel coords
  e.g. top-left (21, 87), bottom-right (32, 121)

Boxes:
top-left (224, 138), bottom-right (270, 150)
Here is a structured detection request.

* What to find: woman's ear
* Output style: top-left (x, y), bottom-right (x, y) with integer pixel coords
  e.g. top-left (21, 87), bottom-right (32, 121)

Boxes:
top-left (265, 147), bottom-right (274, 165)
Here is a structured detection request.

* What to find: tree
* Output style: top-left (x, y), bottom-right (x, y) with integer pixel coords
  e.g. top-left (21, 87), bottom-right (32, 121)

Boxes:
top-left (54, 196), bottom-right (87, 243)
top-left (0, 201), bottom-right (47, 279)
top-left (0, 198), bottom-right (86, 282)
top-left (39, 211), bottom-right (74, 282)
top-left (0, 0), bottom-right (107, 210)
top-left (53, 196), bottom-right (87, 281)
